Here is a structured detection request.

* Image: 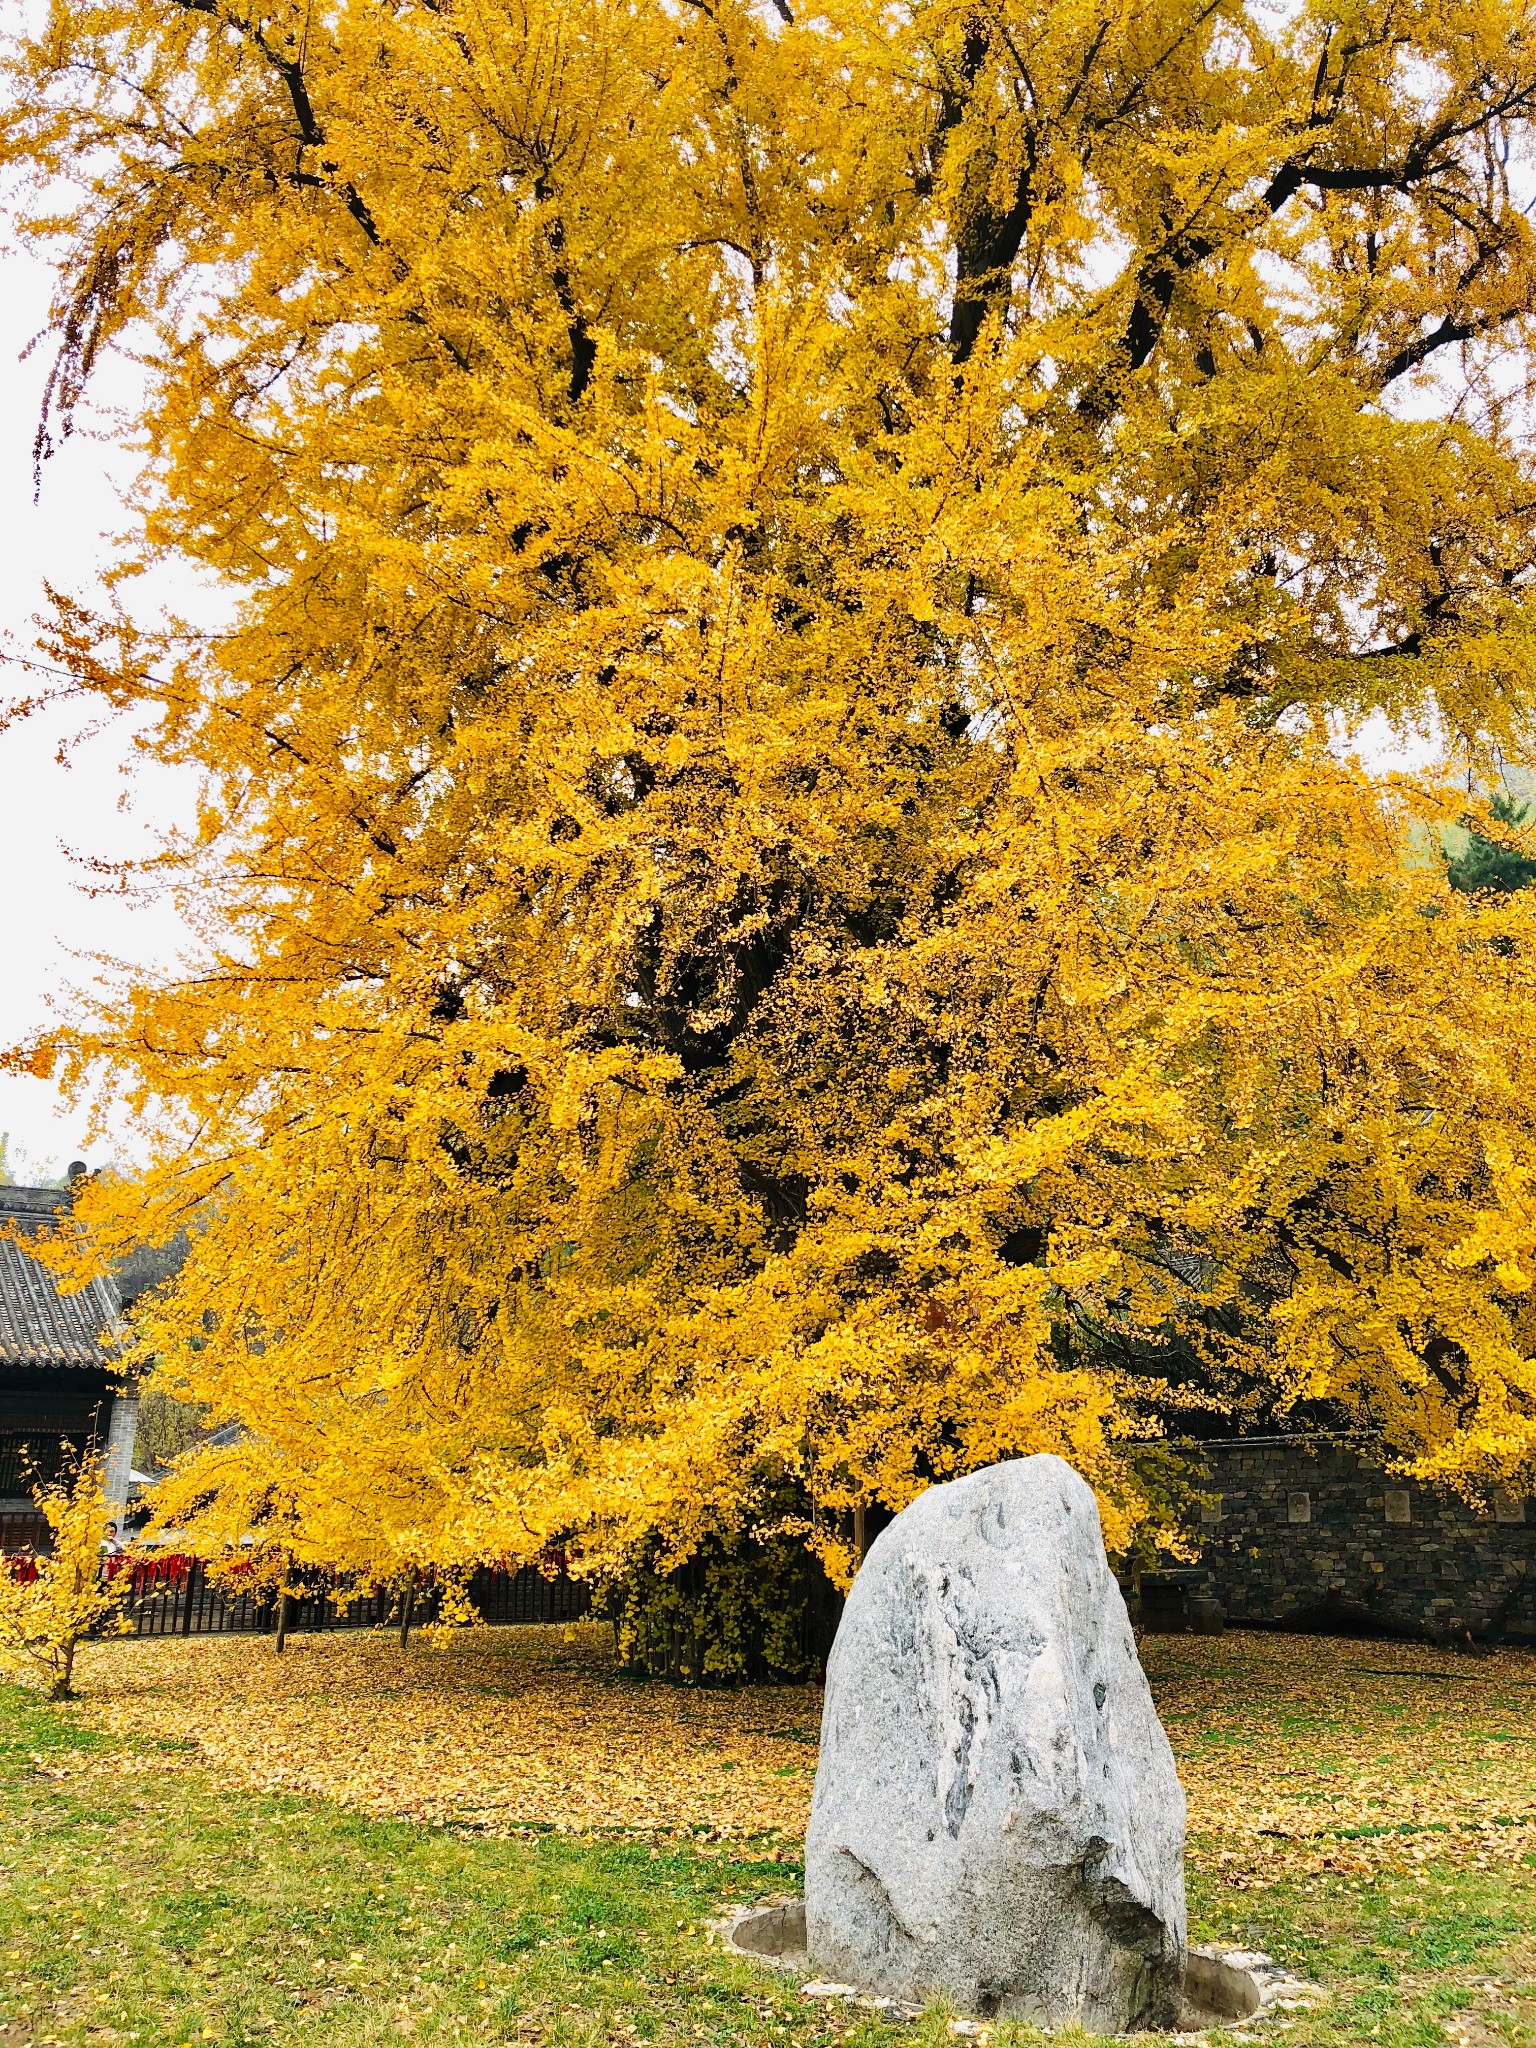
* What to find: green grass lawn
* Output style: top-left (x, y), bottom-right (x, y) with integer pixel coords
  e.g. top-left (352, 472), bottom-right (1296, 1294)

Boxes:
top-left (2, 1664), bottom-right (1535, 2048)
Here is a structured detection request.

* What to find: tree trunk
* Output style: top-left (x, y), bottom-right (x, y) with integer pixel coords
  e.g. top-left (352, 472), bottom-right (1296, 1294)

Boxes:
top-left (51, 1633), bottom-right (79, 1701)
top-left (399, 1578), bottom-right (415, 1649)
top-left (52, 1562), bottom-right (85, 1699)
top-left (275, 1588), bottom-right (291, 1654)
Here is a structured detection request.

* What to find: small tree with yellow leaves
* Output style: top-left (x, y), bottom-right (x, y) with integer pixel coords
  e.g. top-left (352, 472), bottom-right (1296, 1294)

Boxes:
top-left (0, 1456), bottom-right (130, 1701)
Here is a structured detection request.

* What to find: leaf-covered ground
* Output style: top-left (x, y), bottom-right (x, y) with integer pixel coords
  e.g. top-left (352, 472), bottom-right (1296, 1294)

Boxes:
top-left (73, 1625), bottom-right (817, 1841)
top-left (70, 1626), bottom-right (1536, 1883)
top-left (0, 1686), bottom-right (823, 2048)
top-left (1146, 1634), bottom-right (1536, 1884)
top-left (5, 1629), bottom-right (1536, 2048)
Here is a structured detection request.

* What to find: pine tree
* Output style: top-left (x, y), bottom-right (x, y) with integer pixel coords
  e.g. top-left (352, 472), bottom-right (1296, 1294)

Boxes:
top-left (1447, 795), bottom-right (1536, 896)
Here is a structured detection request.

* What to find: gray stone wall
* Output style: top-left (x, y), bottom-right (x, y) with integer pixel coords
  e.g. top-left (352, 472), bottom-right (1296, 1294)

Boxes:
top-left (1190, 1436), bottom-right (1536, 1643)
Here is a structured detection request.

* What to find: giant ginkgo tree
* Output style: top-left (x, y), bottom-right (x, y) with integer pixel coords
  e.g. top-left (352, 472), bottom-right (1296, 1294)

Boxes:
top-left (7, 0), bottom-right (1536, 1587)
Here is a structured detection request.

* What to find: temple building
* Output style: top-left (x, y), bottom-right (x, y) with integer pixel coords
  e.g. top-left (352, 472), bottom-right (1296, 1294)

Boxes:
top-left (0, 1173), bottom-right (138, 1549)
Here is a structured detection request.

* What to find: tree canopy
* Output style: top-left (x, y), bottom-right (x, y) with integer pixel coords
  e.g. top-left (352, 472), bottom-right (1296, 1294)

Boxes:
top-left (8, 0), bottom-right (1536, 1582)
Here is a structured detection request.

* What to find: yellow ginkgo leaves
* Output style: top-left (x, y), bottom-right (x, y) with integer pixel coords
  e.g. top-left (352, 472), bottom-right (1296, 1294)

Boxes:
top-left (6, 0), bottom-right (1536, 1583)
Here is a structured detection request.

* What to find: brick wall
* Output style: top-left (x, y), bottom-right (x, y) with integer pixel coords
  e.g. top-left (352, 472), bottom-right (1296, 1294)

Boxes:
top-left (1191, 1436), bottom-right (1536, 1644)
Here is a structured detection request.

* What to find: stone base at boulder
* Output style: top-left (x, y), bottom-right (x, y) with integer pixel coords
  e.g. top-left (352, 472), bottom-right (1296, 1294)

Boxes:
top-left (805, 1456), bottom-right (1187, 2031)
top-left (719, 1904), bottom-right (1314, 2037)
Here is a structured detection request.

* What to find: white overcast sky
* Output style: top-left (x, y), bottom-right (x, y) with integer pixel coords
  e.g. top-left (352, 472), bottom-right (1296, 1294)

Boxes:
top-left (0, 231), bottom-right (203, 1182)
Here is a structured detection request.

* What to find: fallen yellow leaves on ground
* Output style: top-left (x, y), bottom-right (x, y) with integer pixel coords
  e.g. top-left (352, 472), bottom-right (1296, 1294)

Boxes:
top-left (1143, 1631), bottom-right (1536, 1885)
top-left (76, 1623), bottom-right (817, 1841)
top-left (74, 1626), bottom-right (1536, 1885)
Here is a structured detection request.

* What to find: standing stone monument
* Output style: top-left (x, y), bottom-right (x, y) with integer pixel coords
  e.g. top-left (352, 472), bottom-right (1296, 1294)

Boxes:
top-left (805, 1456), bottom-right (1186, 2031)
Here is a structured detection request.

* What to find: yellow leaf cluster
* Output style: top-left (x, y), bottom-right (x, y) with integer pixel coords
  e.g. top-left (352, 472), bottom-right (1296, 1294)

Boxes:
top-left (7, 0), bottom-right (1536, 1575)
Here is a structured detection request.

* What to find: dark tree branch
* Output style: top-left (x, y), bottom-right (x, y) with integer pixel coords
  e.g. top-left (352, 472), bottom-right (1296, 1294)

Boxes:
top-left (936, 19), bottom-right (1038, 366)
top-left (1076, 225), bottom-right (1216, 422)
top-left (168, 0), bottom-right (381, 245)
top-left (543, 210), bottom-right (596, 405)
top-left (1359, 582), bottom-right (1455, 659)
top-left (1088, 0), bottom-right (1227, 133)
top-left (1079, 87), bottom-right (1534, 425)
top-left (949, 138), bottom-right (1037, 364)
top-left (1373, 303), bottom-right (1527, 388)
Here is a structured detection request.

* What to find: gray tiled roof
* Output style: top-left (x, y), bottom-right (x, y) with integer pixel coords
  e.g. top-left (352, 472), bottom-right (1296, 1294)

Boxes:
top-left (0, 1187), bottom-right (120, 1371)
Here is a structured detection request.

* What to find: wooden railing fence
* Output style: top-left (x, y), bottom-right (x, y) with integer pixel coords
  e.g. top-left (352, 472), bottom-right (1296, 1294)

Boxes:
top-left (117, 1558), bottom-right (591, 1637)
top-left (3, 1546), bottom-right (592, 1638)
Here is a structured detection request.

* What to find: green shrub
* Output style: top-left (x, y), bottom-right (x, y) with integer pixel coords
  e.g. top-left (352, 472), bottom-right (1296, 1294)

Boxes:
top-left (611, 1530), bottom-right (840, 1685)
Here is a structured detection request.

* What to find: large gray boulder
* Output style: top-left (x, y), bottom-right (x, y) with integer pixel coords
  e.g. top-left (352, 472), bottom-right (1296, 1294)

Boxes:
top-left (805, 1456), bottom-right (1186, 2031)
